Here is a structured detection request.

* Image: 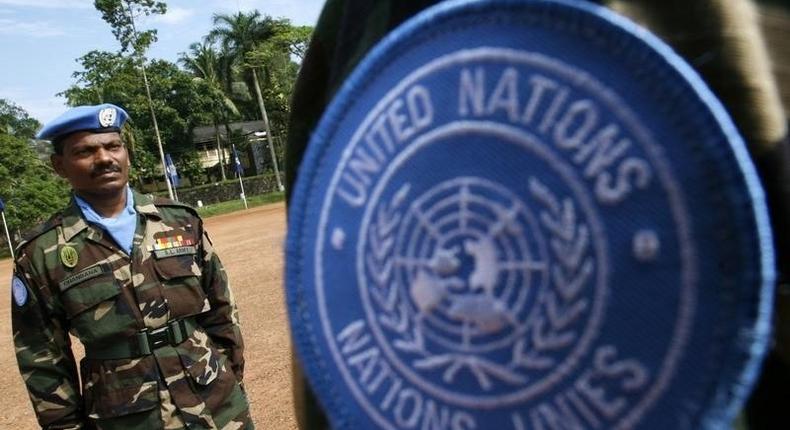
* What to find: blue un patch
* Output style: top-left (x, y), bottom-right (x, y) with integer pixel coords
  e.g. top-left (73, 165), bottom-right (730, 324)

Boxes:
top-left (12, 276), bottom-right (28, 307)
top-left (286, 0), bottom-right (776, 429)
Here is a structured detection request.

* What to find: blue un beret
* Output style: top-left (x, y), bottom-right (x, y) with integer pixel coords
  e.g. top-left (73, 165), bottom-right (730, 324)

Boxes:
top-left (36, 103), bottom-right (129, 141)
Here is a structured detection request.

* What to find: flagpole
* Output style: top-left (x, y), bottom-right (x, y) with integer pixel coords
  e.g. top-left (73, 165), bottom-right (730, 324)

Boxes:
top-left (1, 210), bottom-right (14, 260)
top-left (238, 174), bottom-right (248, 210)
top-left (232, 144), bottom-right (248, 210)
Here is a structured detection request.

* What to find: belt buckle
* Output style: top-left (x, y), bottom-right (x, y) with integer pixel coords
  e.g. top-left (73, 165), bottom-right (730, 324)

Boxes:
top-left (147, 325), bottom-right (171, 350)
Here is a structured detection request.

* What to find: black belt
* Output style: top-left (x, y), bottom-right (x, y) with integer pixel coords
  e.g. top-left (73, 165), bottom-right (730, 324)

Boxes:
top-left (85, 318), bottom-right (197, 360)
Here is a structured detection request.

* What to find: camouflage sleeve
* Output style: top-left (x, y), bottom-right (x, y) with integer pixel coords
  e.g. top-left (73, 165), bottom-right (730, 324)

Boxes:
top-left (11, 252), bottom-right (83, 429)
top-left (195, 221), bottom-right (245, 382)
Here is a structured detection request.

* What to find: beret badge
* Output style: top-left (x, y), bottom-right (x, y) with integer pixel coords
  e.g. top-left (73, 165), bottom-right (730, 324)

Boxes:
top-left (98, 107), bottom-right (117, 128)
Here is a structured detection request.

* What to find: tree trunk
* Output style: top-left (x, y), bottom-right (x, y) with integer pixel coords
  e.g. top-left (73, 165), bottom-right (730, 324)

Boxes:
top-left (251, 67), bottom-right (284, 191)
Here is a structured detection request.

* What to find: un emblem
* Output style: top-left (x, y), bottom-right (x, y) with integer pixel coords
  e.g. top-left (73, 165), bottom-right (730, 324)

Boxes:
top-left (361, 170), bottom-right (608, 406)
top-left (287, 1), bottom-right (775, 429)
top-left (98, 107), bottom-right (117, 128)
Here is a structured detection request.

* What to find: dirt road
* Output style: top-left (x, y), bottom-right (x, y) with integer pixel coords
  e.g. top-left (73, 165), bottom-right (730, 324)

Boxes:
top-left (0, 203), bottom-right (297, 429)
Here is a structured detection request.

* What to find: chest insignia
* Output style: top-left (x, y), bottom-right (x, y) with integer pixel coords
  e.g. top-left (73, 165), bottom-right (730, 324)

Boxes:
top-left (60, 245), bottom-right (79, 268)
top-left (150, 234), bottom-right (194, 251)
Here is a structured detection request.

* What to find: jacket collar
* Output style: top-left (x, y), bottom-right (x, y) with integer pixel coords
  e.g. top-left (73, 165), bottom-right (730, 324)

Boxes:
top-left (60, 188), bottom-right (161, 242)
top-left (60, 198), bottom-right (90, 242)
top-left (132, 189), bottom-right (161, 218)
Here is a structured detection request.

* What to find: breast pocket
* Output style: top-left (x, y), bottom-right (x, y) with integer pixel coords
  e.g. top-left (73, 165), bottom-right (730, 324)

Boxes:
top-left (153, 250), bottom-right (209, 317)
top-left (59, 263), bottom-right (131, 344)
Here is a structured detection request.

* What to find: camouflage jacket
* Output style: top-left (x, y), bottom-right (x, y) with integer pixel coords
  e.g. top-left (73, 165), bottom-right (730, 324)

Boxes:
top-left (11, 191), bottom-right (251, 430)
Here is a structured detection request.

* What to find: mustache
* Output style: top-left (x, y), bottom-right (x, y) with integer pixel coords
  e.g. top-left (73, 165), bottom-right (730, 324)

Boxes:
top-left (91, 164), bottom-right (122, 178)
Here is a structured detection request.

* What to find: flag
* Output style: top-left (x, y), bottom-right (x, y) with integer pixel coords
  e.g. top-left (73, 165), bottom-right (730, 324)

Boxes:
top-left (232, 145), bottom-right (244, 176)
top-left (0, 196), bottom-right (5, 212)
top-left (165, 153), bottom-right (180, 188)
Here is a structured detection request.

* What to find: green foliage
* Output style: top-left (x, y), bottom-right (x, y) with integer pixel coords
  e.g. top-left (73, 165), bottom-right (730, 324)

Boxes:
top-left (61, 53), bottom-right (215, 162)
top-left (0, 133), bottom-right (70, 239)
top-left (60, 50), bottom-right (134, 105)
top-left (210, 11), bottom-right (277, 63)
top-left (128, 141), bottom-right (159, 184)
top-left (0, 100), bottom-right (67, 240)
top-left (93, 0), bottom-right (166, 55)
top-left (178, 40), bottom-right (240, 162)
top-left (246, 39), bottom-right (300, 137)
top-left (180, 41), bottom-right (240, 118)
top-left (208, 12), bottom-right (311, 139)
top-left (252, 22), bottom-right (312, 62)
top-left (0, 99), bottom-right (41, 139)
top-left (176, 151), bottom-right (207, 186)
top-left (209, 11), bottom-right (275, 124)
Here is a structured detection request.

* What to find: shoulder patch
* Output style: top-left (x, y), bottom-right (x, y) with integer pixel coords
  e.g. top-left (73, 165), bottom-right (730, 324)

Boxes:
top-left (11, 276), bottom-right (28, 307)
top-left (285, 1), bottom-right (775, 430)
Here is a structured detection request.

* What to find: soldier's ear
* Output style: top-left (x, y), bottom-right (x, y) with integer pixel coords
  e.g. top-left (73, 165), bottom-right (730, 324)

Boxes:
top-left (50, 154), bottom-right (66, 178)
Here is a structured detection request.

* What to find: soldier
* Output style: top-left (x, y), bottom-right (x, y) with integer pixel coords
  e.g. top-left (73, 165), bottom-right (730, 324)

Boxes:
top-left (10, 104), bottom-right (253, 429)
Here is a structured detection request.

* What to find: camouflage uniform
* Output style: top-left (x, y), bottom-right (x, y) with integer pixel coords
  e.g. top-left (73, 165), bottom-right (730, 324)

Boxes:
top-left (286, 0), bottom-right (789, 429)
top-left (12, 190), bottom-right (252, 430)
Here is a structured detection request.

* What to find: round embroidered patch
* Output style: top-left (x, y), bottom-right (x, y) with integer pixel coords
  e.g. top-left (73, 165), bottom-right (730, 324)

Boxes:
top-left (286, 1), bottom-right (775, 429)
top-left (12, 276), bottom-right (28, 307)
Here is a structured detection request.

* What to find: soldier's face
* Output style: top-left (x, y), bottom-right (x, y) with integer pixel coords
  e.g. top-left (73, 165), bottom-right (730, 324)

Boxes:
top-left (51, 131), bottom-right (131, 198)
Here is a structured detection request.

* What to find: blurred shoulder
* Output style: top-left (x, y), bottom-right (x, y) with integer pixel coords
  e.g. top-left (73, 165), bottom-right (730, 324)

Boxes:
top-left (14, 213), bottom-right (63, 263)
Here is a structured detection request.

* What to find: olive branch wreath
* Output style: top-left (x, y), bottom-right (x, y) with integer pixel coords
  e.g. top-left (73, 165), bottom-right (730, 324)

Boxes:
top-left (367, 178), bottom-right (593, 391)
top-left (509, 178), bottom-right (594, 372)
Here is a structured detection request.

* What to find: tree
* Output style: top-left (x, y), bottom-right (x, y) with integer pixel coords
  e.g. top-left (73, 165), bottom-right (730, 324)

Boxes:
top-left (0, 103), bottom-right (70, 244)
top-left (179, 40), bottom-right (241, 181)
top-left (94, 0), bottom-right (174, 198)
top-left (210, 11), bottom-right (284, 190)
top-left (61, 53), bottom-right (216, 189)
top-left (245, 19), bottom-right (310, 139)
top-left (1, 99), bottom-right (40, 138)
top-left (126, 140), bottom-right (156, 185)
top-left (264, 21), bottom-right (312, 62)
top-left (60, 51), bottom-right (135, 105)
top-left (176, 151), bottom-right (207, 186)
top-left (94, 0), bottom-right (166, 55)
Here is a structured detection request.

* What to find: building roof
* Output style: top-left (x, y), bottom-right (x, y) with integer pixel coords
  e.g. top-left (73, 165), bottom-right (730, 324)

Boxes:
top-left (192, 120), bottom-right (266, 145)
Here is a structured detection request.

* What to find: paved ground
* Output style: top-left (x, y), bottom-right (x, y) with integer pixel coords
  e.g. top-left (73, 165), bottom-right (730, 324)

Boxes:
top-left (0, 202), bottom-right (297, 429)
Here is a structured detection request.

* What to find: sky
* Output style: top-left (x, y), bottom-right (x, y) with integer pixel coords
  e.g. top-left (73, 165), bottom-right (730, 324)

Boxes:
top-left (0, 0), bottom-right (325, 124)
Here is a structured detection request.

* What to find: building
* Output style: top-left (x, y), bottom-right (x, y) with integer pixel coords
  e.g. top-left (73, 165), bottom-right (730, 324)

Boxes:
top-left (192, 120), bottom-right (283, 178)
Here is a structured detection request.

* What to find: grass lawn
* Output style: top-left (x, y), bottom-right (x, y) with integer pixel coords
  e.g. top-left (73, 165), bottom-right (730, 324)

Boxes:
top-left (195, 191), bottom-right (285, 218)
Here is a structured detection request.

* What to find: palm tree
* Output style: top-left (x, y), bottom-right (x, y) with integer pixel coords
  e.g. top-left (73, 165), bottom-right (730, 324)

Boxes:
top-left (210, 11), bottom-right (284, 190)
top-left (179, 40), bottom-right (239, 181)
